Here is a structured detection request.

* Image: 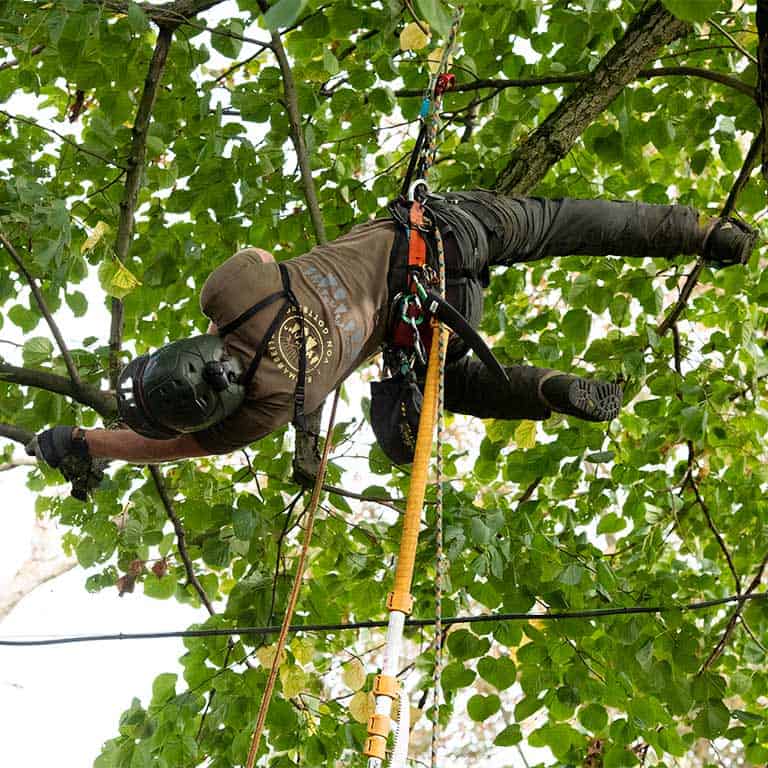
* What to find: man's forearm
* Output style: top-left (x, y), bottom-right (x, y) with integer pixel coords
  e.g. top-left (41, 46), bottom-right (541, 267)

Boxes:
top-left (85, 429), bottom-right (209, 462)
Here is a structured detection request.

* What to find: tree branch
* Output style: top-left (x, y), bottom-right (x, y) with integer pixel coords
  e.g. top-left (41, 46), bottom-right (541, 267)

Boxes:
top-left (149, 465), bottom-right (215, 615)
top-left (257, 2), bottom-right (326, 245)
top-left (755, 2), bottom-right (767, 180)
top-left (495, 2), bottom-right (691, 194)
top-left (109, 26), bottom-right (174, 388)
top-left (656, 127), bottom-right (765, 336)
top-left (395, 67), bottom-right (756, 101)
top-left (0, 233), bottom-right (82, 388)
top-left (0, 110), bottom-right (126, 169)
top-left (0, 44), bottom-right (45, 72)
top-left (0, 362), bottom-right (117, 419)
top-left (700, 548), bottom-right (768, 671)
top-left (0, 423), bottom-right (34, 446)
top-left (688, 474), bottom-right (741, 593)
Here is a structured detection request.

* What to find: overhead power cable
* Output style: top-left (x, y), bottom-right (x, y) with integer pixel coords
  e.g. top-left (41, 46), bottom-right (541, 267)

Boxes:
top-left (1, 592), bottom-right (764, 648)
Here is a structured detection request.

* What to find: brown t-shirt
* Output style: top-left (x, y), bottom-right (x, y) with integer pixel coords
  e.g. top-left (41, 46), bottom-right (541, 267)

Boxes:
top-left (194, 219), bottom-right (395, 453)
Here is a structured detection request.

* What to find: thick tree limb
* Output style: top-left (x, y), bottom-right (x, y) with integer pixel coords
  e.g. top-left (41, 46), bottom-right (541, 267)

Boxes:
top-left (0, 110), bottom-right (126, 169)
top-left (0, 455), bottom-right (36, 471)
top-left (757, 0), bottom-right (768, 179)
top-left (0, 423), bottom-right (34, 446)
top-left (0, 233), bottom-right (82, 388)
top-left (0, 518), bottom-right (76, 623)
top-left (395, 67), bottom-right (757, 102)
top-left (495, 3), bottom-right (690, 194)
top-left (0, 363), bottom-right (116, 419)
top-left (149, 466), bottom-right (216, 615)
top-left (109, 26), bottom-right (174, 388)
top-left (656, 127), bottom-right (765, 336)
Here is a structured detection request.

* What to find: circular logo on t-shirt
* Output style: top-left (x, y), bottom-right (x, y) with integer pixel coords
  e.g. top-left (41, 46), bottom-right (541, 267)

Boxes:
top-left (268, 306), bottom-right (334, 382)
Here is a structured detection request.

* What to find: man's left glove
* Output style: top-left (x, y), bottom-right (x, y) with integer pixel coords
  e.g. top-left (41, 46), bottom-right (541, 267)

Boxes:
top-left (702, 217), bottom-right (758, 269)
top-left (26, 427), bottom-right (105, 501)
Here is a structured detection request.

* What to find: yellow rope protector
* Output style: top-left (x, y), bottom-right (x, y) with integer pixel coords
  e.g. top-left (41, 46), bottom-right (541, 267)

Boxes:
top-left (392, 322), bottom-right (447, 601)
top-left (363, 323), bottom-right (449, 765)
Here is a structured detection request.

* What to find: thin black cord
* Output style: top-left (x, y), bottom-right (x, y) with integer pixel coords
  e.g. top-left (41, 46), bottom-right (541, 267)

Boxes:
top-left (1, 593), bottom-right (764, 647)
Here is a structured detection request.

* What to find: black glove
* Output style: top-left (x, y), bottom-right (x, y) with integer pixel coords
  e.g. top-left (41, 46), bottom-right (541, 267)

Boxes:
top-left (26, 426), bottom-right (88, 468)
top-left (26, 427), bottom-right (104, 501)
top-left (702, 217), bottom-right (758, 269)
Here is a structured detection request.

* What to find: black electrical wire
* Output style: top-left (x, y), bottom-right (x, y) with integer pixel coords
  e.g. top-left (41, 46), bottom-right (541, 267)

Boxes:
top-left (0, 592), bottom-right (764, 647)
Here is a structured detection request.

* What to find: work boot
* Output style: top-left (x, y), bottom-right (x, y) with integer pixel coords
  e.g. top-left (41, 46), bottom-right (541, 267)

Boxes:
top-left (702, 217), bottom-right (758, 269)
top-left (538, 372), bottom-right (622, 422)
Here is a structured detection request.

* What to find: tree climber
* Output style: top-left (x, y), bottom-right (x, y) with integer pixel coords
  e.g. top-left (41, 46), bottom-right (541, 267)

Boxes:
top-left (27, 192), bottom-right (756, 485)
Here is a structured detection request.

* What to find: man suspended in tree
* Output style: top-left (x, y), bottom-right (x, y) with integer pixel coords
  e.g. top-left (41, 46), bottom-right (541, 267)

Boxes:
top-left (28, 191), bottom-right (756, 485)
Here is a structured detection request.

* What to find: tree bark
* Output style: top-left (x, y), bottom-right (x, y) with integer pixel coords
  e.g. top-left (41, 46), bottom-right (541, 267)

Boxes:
top-left (495, 2), bottom-right (690, 194)
top-left (0, 518), bottom-right (76, 623)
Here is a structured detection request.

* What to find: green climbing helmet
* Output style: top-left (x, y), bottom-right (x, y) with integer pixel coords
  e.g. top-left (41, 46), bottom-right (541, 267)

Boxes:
top-left (116, 335), bottom-right (245, 440)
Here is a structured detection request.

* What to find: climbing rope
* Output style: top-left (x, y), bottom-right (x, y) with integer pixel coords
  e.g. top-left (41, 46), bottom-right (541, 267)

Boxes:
top-left (245, 389), bottom-right (341, 768)
top-left (431, 225), bottom-right (448, 767)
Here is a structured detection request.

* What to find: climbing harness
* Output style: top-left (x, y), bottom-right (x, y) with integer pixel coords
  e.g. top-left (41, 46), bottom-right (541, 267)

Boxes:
top-left (363, 8), bottom-right (463, 768)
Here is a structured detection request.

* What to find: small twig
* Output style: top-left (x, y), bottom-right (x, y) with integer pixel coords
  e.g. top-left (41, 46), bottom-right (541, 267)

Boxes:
top-left (196, 643), bottom-right (233, 743)
top-left (687, 475), bottom-right (741, 593)
top-left (110, 26), bottom-right (174, 388)
top-left (150, 465), bottom-right (216, 615)
top-left (700, 548), bottom-right (768, 671)
top-left (0, 44), bottom-right (45, 71)
top-left (403, 0), bottom-right (429, 36)
top-left (322, 483), bottom-right (404, 513)
top-left (0, 110), bottom-right (126, 169)
top-left (269, 491), bottom-right (304, 623)
top-left (517, 476), bottom-right (542, 505)
top-left (708, 17), bottom-right (758, 64)
top-left (0, 233), bottom-right (82, 388)
top-left (395, 66), bottom-right (758, 102)
top-left (182, 18), bottom-right (272, 47)
top-left (657, 127), bottom-right (764, 336)
top-left (256, 1), bottom-right (326, 245)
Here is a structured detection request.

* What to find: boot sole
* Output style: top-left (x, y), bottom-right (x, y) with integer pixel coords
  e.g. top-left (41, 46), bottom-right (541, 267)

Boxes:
top-left (568, 379), bottom-right (623, 422)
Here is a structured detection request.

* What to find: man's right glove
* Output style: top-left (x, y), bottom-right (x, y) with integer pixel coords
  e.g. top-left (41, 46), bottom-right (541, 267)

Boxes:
top-left (26, 426), bottom-right (106, 501)
top-left (702, 217), bottom-right (758, 269)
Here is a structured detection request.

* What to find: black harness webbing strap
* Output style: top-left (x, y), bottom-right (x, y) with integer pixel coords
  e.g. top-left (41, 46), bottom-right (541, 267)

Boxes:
top-left (423, 290), bottom-right (510, 388)
top-left (221, 264), bottom-right (307, 430)
top-left (217, 290), bottom-right (288, 338)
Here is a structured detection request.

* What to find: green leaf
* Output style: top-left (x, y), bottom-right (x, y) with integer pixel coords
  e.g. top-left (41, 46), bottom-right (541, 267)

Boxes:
top-left (127, 1), bottom-right (149, 32)
top-left (514, 420), bottom-right (537, 449)
top-left (441, 661), bottom-right (476, 691)
top-left (693, 700), bottom-right (730, 738)
top-left (263, 0), bottom-right (308, 30)
top-left (494, 723), bottom-right (522, 746)
top-left (579, 703), bottom-right (609, 732)
top-left (477, 656), bottom-right (517, 690)
top-left (143, 573), bottom-right (176, 599)
top-left (414, 0), bottom-right (451, 36)
top-left (65, 290), bottom-right (88, 317)
top-left (22, 336), bottom-right (54, 366)
top-left (447, 629), bottom-right (491, 660)
top-left (467, 693), bottom-right (501, 722)
top-left (470, 517), bottom-right (491, 545)
top-left (593, 130), bottom-right (623, 164)
top-left (662, 0), bottom-right (723, 22)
